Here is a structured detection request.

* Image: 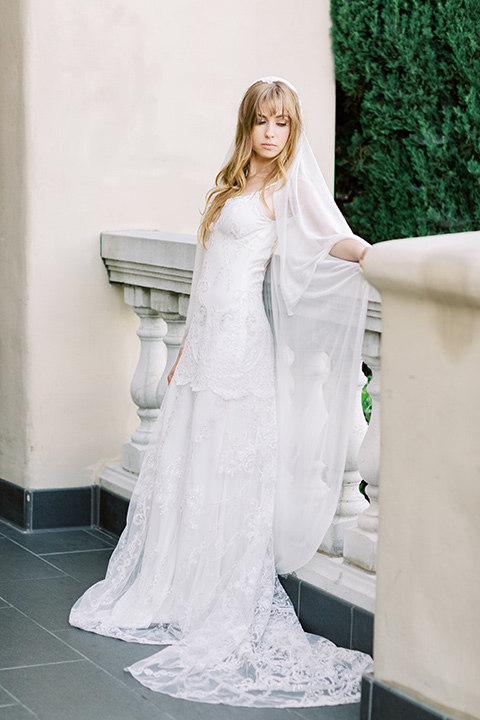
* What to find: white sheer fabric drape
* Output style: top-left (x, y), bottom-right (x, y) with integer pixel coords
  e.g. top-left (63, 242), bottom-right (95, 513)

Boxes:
top-left (268, 134), bottom-right (370, 572)
top-left (182, 131), bottom-right (371, 573)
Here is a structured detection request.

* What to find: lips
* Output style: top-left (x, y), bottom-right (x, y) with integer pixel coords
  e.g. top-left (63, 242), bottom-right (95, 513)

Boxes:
top-left (262, 144), bottom-right (277, 148)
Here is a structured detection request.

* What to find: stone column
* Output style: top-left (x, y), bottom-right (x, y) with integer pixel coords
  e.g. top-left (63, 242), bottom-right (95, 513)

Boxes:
top-left (365, 232), bottom-right (480, 720)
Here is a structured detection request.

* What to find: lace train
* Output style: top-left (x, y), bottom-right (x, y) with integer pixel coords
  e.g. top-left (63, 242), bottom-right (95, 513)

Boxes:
top-left (70, 381), bottom-right (372, 707)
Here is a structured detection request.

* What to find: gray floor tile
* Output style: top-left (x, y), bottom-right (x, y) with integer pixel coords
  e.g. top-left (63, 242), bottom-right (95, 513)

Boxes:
top-left (131, 684), bottom-right (322, 720)
top-left (0, 524), bottom-right (362, 720)
top-left (124, 672), bottom-right (304, 720)
top-left (84, 528), bottom-right (118, 546)
top-left (54, 630), bottom-right (327, 720)
top-left (0, 521), bottom-right (21, 538)
top-left (0, 685), bottom-right (18, 707)
top-left (54, 628), bottom-right (166, 676)
top-left (0, 704), bottom-right (37, 719)
top-left (0, 540), bottom-right (64, 582)
top-left (292, 701), bottom-right (360, 719)
top-left (0, 607), bottom-right (82, 670)
top-left (40, 548), bottom-right (113, 588)
top-left (0, 661), bottom-right (171, 720)
top-left (7, 529), bottom-right (114, 556)
top-left (0, 576), bottom-right (86, 632)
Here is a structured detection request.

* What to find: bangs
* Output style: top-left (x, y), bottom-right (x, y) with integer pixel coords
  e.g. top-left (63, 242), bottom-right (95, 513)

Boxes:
top-left (254, 85), bottom-right (296, 121)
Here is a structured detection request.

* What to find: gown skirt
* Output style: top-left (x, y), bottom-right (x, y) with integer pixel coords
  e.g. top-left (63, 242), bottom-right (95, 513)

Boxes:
top-left (69, 191), bottom-right (373, 708)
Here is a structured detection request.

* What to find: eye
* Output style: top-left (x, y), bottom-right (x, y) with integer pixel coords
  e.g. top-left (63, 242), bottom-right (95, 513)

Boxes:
top-left (277, 122), bottom-right (288, 127)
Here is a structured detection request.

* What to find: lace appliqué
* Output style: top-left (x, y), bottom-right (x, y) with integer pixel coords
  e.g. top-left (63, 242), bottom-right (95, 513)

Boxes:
top-left (175, 192), bottom-right (277, 401)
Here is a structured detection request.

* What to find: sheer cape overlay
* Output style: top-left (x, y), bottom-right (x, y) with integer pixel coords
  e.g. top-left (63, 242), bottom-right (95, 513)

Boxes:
top-left (269, 133), bottom-right (370, 572)
top-left (69, 78), bottom-right (373, 708)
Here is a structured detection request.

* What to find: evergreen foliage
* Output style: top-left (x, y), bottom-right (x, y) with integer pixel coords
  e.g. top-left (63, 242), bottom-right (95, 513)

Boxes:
top-left (331, 0), bottom-right (480, 244)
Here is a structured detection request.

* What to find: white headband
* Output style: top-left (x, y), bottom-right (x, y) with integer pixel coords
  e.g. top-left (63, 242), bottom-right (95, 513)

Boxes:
top-left (249, 76), bottom-right (303, 116)
top-left (254, 76), bottom-right (299, 94)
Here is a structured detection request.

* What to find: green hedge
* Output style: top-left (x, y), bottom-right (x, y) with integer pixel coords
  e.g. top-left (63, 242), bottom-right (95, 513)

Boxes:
top-left (331, 0), bottom-right (480, 244)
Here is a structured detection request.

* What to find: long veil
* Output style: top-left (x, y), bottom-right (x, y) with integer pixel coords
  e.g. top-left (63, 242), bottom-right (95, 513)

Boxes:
top-left (255, 80), bottom-right (370, 572)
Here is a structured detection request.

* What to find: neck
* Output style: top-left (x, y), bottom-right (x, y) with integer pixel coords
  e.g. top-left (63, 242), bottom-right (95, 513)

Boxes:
top-left (248, 153), bottom-right (273, 180)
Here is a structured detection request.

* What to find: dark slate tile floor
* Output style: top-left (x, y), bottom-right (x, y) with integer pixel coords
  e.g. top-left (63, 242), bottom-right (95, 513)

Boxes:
top-left (0, 519), bottom-right (361, 720)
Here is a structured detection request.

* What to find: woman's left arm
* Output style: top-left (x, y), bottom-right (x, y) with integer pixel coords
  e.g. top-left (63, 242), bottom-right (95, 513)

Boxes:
top-left (290, 178), bottom-right (370, 265)
top-left (329, 237), bottom-right (370, 264)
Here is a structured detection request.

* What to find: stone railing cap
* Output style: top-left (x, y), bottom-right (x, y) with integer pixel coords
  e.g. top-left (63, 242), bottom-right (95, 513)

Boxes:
top-left (363, 231), bottom-right (480, 307)
top-left (101, 230), bottom-right (197, 295)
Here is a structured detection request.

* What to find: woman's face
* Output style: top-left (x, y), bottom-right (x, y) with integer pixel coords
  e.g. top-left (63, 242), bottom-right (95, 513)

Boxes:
top-left (251, 102), bottom-right (290, 162)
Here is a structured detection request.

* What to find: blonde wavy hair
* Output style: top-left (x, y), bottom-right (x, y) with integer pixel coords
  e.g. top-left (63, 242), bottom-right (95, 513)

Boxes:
top-left (199, 80), bottom-right (303, 247)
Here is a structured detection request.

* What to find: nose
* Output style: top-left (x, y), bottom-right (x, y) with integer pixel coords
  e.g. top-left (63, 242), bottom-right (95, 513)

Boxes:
top-left (265, 122), bottom-right (275, 137)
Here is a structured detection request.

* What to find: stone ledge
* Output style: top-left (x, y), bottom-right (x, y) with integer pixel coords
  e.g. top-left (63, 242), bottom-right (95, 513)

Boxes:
top-left (101, 230), bottom-right (197, 295)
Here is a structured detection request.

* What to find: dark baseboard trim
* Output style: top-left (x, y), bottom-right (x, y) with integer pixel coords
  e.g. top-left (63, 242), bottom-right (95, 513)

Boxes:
top-left (361, 674), bottom-right (462, 720)
top-left (278, 573), bottom-right (374, 657)
top-left (98, 487), bottom-right (128, 537)
top-left (0, 477), bottom-right (94, 531)
top-left (0, 477), bottom-right (24, 528)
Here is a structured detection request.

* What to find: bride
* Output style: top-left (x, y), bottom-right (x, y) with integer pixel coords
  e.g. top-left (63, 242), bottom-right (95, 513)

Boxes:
top-left (70, 77), bottom-right (373, 708)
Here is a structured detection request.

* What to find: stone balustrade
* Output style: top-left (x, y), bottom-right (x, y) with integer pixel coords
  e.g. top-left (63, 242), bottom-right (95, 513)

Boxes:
top-left (100, 230), bottom-right (381, 609)
top-left (99, 230), bottom-right (196, 498)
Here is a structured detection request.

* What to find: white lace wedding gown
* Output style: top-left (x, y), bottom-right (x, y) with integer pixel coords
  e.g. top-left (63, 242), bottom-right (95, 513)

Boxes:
top-left (70, 190), bottom-right (373, 707)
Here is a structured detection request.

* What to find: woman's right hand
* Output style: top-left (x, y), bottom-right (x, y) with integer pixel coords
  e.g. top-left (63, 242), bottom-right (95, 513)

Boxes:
top-left (359, 246), bottom-right (369, 267)
top-left (168, 347), bottom-right (183, 385)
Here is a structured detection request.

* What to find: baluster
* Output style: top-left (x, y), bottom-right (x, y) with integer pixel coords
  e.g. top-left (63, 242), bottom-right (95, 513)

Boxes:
top-left (343, 328), bottom-right (381, 572)
top-left (121, 287), bottom-right (167, 474)
top-left (120, 287), bottom-right (188, 475)
top-left (150, 289), bottom-right (187, 406)
top-left (320, 363), bottom-right (369, 556)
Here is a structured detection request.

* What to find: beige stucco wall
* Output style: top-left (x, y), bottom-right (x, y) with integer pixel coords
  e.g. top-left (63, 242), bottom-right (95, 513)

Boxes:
top-left (364, 233), bottom-right (480, 720)
top-left (0, 0), bottom-right (29, 487)
top-left (0, 0), bottom-right (337, 490)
